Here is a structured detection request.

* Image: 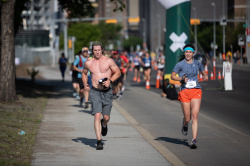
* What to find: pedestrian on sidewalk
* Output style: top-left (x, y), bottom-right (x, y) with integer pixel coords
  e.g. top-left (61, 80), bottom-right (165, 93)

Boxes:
top-left (82, 41), bottom-right (121, 150)
top-left (58, 52), bottom-right (67, 82)
top-left (171, 44), bottom-right (208, 149)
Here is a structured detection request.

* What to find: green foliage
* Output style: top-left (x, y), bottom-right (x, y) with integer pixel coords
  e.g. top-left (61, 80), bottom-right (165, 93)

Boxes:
top-left (123, 36), bottom-right (143, 52)
top-left (59, 22), bottom-right (101, 53)
top-left (191, 22), bottom-right (246, 54)
top-left (27, 67), bottom-right (39, 82)
top-left (226, 22), bottom-right (245, 51)
top-left (13, 0), bottom-right (29, 36)
top-left (58, 0), bottom-right (95, 18)
top-left (110, 0), bottom-right (126, 12)
top-left (97, 21), bottom-right (123, 49)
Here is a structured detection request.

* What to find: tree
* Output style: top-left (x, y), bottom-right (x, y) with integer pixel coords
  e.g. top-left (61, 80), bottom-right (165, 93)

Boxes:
top-left (0, 0), bottom-right (18, 101)
top-left (98, 21), bottom-right (123, 49)
top-left (59, 22), bottom-right (101, 54)
top-left (0, 0), bottom-right (126, 102)
top-left (123, 36), bottom-right (143, 51)
top-left (58, 0), bottom-right (95, 18)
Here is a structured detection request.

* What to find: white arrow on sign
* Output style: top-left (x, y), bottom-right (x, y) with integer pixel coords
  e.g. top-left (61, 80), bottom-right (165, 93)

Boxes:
top-left (169, 32), bottom-right (188, 53)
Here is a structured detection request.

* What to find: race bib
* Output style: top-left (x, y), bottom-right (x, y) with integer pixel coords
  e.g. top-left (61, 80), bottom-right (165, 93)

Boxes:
top-left (145, 62), bottom-right (150, 67)
top-left (185, 80), bottom-right (197, 88)
top-left (134, 62), bottom-right (139, 66)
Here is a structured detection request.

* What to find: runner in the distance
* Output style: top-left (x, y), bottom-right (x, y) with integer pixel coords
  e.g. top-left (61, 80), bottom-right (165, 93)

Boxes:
top-left (171, 44), bottom-right (208, 149)
top-left (133, 53), bottom-right (141, 82)
top-left (82, 41), bottom-right (121, 150)
top-left (142, 52), bottom-right (152, 84)
top-left (73, 51), bottom-right (87, 107)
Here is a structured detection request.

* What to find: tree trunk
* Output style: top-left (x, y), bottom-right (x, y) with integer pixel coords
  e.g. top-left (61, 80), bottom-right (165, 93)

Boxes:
top-left (0, 0), bottom-right (18, 102)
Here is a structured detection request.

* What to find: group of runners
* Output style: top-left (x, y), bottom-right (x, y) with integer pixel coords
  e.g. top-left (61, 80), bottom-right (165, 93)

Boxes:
top-left (67, 41), bottom-right (208, 150)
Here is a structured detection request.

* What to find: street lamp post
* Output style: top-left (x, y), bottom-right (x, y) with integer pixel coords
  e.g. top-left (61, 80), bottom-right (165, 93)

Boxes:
top-left (211, 2), bottom-right (216, 59)
top-left (142, 18), bottom-right (147, 51)
top-left (157, 14), bottom-right (161, 52)
top-left (193, 7), bottom-right (197, 51)
top-left (211, 2), bottom-right (216, 79)
top-left (222, 0), bottom-right (226, 61)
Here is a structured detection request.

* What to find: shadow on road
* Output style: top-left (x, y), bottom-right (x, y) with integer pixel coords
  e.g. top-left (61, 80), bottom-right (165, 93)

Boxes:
top-left (155, 137), bottom-right (190, 147)
top-left (72, 137), bottom-right (106, 149)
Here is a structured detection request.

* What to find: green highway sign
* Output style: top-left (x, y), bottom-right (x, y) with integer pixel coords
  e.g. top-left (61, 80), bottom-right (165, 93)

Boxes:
top-left (243, 24), bottom-right (249, 28)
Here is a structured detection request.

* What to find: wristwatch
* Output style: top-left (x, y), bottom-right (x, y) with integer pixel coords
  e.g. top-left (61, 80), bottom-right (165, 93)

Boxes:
top-left (109, 79), bottom-right (113, 84)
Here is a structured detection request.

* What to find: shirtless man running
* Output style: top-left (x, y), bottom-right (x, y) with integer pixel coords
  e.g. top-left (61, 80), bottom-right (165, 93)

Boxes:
top-left (82, 41), bottom-right (121, 150)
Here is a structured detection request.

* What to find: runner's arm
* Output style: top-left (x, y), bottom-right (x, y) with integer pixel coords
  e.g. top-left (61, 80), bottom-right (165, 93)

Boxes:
top-left (201, 70), bottom-right (208, 81)
top-left (110, 59), bottom-right (121, 83)
top-left (82, 65), bottom-right (89, 90)
top-left (171, 71), bottom-right (188, 83)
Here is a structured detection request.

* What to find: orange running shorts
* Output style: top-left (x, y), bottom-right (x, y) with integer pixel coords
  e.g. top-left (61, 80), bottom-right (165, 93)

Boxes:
top-left (178, 88), bottom-right (202, 102)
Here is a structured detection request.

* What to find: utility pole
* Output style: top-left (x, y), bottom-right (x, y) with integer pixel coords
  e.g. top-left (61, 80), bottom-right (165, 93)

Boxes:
top-left (193, 7), bottom-right (197, 51)
top-left (211, 2), bottom-right (216, 59)
top-left (246, 0), bottom-right (250, 64)
top-left (157, 14), bottom-right (161, 52)
top-left (142, 18), bottom-right (147, 51)
top-left (222, 0), bottom-right (226, 61)
top-left (63, 10), bottom-right (68, 59)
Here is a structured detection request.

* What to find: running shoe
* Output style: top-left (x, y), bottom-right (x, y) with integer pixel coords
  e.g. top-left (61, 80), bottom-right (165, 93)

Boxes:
top-left (101, 119), bottom-right (108, 136)
top-left (116, 94), bottom-right (120, 100)
top-left (121, 85), bottom-right (125, 92)
top-left (73, 92), bottom-right (77, 97)
top-left (76, 95), bottom-right (80, 99)
top-left (190, 139), bottom-right (197, 149)
top-left (83, 102), bottom-right (89, 109)
top-left (182, 120), bottom-right (188, 136)
top-left (119, 91), bottom-right (123, 97)
top-left (80, 99), bottom-right (83, 106)
top-left (96, 140), bottom-right (103, 150)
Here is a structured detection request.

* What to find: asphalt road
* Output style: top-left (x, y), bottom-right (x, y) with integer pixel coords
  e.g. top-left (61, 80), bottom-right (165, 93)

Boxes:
top-left (114, 64), bottom-right (250, 166)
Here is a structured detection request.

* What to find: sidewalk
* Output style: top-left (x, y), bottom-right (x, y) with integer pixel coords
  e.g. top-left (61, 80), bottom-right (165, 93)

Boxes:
top-left (31, 66), bottom-right (171, 166)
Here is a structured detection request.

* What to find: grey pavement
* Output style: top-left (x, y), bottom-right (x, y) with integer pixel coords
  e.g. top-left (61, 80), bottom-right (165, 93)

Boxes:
top-left (31, 65), bottom-right (172, 166)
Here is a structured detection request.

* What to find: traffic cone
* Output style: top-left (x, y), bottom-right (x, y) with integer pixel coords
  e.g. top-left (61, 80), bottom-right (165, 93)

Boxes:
top-left (154, 65), bottom-right (158, 70)
top-left (156, 73), bottom-right (160, 88)
top-left (205, 64), bottom-right (208, 75)
top-left (199, 72), bottom-right (203, 82)
top-left (218, 71), bottom-right (222, 80)
top-left (146, 80), bottom-right (150, 89)
top-left (210, 72), bottom-right (214, 80)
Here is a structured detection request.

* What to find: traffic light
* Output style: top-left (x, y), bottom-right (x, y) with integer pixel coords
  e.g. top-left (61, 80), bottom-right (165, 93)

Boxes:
top-left (128, 17), bottom-right (140, 23)
top-left (105, 19), bottom-right (117, 24)
top-left (68, 40), bottom-right (72, 49)
top-left (190, 19), bottom-right (200, 25)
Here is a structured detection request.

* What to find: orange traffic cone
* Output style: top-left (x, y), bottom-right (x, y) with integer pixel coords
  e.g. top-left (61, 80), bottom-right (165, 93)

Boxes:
top-left (210, 72), bottom-right (214, 80)
top-left (199, 72), bottom-right (203, 82)
top-left (156, 73), bottom-right (160, 88)
top-left (146, 80), bottom-right (150, 89)
top-left (218, 71), bottom-right (222, 80)
top-left (154, 65), bottom-right (158, 70)
top-left (205, 64), bottom-right (208, 75)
